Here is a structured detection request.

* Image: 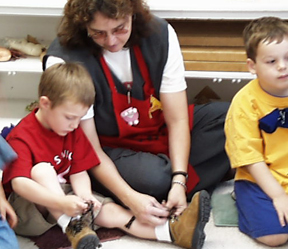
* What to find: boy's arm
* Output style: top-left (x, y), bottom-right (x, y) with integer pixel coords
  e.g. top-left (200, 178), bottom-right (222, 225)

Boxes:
top-left (69, 171), bottom-right (102, 209)
top-left (12, 177), bottom-right (87, 217)
top-left (247, 162), bottom-right (288, 226)
top-left (0, 182), bottom-right (17, 228)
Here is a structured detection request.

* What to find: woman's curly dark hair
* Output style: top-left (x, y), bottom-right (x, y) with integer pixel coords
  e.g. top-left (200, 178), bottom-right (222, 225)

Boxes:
top-left (57, 0), bottom-right (152, 57)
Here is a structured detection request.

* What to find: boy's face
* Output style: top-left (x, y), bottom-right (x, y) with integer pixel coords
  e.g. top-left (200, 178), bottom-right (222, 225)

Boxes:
top-left (39, 98), bottom-right (89, 136)
top-left (247, 36), bottom-right (288, 97)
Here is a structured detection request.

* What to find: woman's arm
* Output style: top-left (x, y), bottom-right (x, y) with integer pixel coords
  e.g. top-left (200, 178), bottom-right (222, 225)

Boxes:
top-left (80, 118), bottom-right (169, 225)
top-left (80, 118), bottom-right (134, 201)
top-left (160, 90), bottom-right (190, 214)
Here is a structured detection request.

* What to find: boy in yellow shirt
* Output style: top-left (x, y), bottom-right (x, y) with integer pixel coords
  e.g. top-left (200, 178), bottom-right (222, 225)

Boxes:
top-left (225, 17), bottom-right (288, 247)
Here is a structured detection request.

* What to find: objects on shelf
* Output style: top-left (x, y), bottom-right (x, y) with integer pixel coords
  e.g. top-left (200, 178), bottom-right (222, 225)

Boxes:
top-left (0, 35), bottom-right (47, 61)
top-left (0, 46), bottom-right (27, 62)
top-left (0, 47), bottom-right (11, 61)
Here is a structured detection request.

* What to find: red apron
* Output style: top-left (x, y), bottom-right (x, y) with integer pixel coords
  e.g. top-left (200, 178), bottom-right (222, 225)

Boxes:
top-left (99, 46), bottom-right (199, 192)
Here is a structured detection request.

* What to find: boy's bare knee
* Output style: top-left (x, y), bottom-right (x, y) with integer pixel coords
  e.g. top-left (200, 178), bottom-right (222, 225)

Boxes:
top-left (257, 234), bottom-right (288, 247)
top-left (31, 162), bottom-right (56, 180)
top-left (102, 202), bottom-right (123, 215)
top-left (96, 202), bottom-right (129, 228)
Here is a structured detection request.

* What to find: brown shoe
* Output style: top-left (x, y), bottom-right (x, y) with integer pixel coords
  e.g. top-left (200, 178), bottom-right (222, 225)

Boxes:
top-left (169, 190), bottom-right (210, 249)
top-left (65, 216), bottom-right (100, 249)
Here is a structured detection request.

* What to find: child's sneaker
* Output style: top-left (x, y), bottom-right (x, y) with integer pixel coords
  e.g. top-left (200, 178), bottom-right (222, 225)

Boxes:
top-left (65, 215), bottom-right (100, 249)
top-left (169, 190), bottom-right (210, 249)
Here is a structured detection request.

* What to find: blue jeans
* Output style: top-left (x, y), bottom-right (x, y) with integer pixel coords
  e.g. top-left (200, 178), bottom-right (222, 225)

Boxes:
top-left (0, 215), bottom-right (19, 249)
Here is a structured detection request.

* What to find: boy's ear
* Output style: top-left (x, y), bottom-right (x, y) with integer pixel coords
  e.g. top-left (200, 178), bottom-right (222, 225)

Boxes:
top-left (246, 58), bottom-right (257, 74)
top-left (38, 96), bottom-right (51, 110)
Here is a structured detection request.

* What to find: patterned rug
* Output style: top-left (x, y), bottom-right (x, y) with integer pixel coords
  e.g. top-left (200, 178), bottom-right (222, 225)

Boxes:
top-left (29, 225), bottom-right (125, 249)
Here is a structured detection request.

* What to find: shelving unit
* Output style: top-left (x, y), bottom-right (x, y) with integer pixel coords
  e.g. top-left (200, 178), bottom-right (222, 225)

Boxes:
top-left (0, 0), bottom-right (288, 129)
top-left (147, 0), bottom-right (288, 20)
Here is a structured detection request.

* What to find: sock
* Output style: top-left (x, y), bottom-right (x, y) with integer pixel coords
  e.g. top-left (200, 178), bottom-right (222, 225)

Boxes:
top-left (155, 220), bottom-right (172, 242)
top-left (57, 214), bottom-right (71, 233)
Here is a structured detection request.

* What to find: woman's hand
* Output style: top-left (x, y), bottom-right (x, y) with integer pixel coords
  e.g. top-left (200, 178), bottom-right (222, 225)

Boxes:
top-left (126, 192), bottom-right (169, 226)
top-left (165, 183), bottom-right (187, 216)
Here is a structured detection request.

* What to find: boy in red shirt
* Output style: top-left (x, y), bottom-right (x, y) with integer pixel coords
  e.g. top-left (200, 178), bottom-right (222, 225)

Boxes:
top-left (3, 63), bottom-right (102, 248)
top-left (2, 62), bottom-right (210, 249)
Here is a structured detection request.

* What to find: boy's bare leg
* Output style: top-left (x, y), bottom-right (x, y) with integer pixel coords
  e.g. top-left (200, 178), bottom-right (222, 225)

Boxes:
top-left (95, 190), bottom-right (210, 249)
top-left (31, 162), bottom-right (100, 248)
top-left (95, 202), bottom-right (157, 239)
top-left (31, 162), bottom-right (67, 219)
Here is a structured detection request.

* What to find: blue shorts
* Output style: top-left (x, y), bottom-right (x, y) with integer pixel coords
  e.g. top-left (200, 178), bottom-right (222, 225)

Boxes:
top-left (235, 180), bottom-right (288, 238)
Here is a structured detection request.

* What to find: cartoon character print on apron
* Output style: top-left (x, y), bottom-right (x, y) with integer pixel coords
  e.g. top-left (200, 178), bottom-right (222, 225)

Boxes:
top-left (99, 46), bottom-right (199, 192)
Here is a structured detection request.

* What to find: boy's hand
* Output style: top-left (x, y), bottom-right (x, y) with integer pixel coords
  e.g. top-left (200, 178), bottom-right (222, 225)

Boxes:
top-left (80, 194), bottom-right (102, 211)
top-left (0, 197), bottom-right (18, 228)
top-left (61, 195), bottom-right (89, 217)
top-left (273, 193), bottom-right (288, 227)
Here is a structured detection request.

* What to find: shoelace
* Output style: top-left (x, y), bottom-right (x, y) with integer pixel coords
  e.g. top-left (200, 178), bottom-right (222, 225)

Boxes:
top-left (72, 201), bottom-right (95, 234)
top-left (169, 207), bottom-right (179, 223)
top-left (82, 201), bottom-right (96, 231)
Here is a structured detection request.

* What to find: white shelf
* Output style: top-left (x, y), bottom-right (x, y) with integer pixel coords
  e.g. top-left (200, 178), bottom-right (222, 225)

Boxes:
top-left (0, 0), bottom-right (287, 19)
top-left (0, 99), bottom-right (31, 130)
top-left (0, 0), bottom-right (67, 16)
top-left (0, 57), bottom-right (256, 79)
top-left (0, 57), bottom-right (42, 73)
top-left (146, 0), bottom-right (288, 20)
top-left (185, 71), bottom-right (255, 80)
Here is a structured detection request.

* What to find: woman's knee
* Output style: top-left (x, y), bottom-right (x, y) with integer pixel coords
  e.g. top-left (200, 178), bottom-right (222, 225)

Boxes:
top-left (139, 154), bottom-right (171, 199)
top-left (256, 233), bottom-right (288, 247)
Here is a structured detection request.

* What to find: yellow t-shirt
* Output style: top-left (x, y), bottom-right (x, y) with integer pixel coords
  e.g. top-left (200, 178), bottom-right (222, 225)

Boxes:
top-left (225, 79), bottom-right (288, 190)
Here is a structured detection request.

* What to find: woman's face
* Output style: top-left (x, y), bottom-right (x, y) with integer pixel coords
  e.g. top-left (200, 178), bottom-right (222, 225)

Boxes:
top-left (87, 12), bottom-right (132, 52)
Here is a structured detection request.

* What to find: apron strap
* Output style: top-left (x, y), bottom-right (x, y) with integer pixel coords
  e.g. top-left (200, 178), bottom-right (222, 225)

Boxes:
top-left (100, 56), bottom-right (118, 94)
top-left (133, 46), bottom-right (155, 97)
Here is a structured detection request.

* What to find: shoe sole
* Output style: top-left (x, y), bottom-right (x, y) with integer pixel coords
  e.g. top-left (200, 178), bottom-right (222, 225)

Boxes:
top-left (76, 234), bottom-right (101, 249)
top-left (191, 190), bottom-right (211, 249)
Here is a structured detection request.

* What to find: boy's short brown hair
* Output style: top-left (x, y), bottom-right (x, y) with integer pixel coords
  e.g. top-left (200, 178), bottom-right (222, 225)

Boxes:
top-left (39, 63), bottom-right (95, 108)
top-left (243, 16), bottom-right (288, 62)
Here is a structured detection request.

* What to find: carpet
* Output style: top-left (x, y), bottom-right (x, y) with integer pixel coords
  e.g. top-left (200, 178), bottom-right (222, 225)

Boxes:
top-left (211, 192), bottom-right (238, 227)
top-left (29, 225), bottom-right (125, 249)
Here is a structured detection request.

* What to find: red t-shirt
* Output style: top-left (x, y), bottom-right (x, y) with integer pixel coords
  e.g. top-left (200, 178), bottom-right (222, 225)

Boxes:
top-left (2, 109), bottom-right (100, 193)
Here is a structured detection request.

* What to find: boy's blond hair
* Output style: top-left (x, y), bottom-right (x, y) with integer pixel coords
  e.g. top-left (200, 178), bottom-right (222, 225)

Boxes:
top-left (39, 63), bottom-right (95, 108)
top-left (243, 16), bottom-right (288, 62)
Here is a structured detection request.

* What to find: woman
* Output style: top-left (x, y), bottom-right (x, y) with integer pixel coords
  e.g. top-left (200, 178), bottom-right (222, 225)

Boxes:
top-left (44, 0), bottom-right (230, 227)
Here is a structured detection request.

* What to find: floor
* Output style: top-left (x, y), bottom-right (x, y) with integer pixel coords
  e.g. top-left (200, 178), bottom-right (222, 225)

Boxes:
top-left (17, 180), bottom-right (288, 249)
